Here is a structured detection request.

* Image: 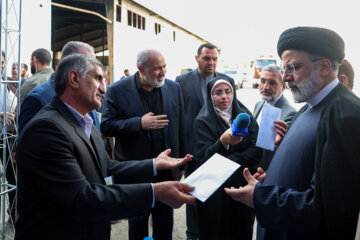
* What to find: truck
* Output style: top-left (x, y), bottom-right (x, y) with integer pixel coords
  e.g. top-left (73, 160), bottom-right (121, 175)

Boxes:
top-left (249, 56), bottom-right (277, 88)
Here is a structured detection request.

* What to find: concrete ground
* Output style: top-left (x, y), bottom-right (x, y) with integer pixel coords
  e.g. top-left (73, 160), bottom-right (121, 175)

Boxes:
top-left (110, 204), bottom-right (257, 240)
top-left (110, 202), bottom-right (187, 239)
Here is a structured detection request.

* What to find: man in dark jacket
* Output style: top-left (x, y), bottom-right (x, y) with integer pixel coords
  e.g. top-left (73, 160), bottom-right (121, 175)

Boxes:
top-left (101, 49), bottom-right (187, 240)
top-left (15, 54), bottom-right (195, 240)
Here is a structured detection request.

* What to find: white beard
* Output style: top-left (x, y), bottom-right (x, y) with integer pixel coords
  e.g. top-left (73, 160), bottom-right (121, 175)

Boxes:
top-left (146, 77), bottom-right (165, 88)
top-left (260, 94), bottom-right (274, 102)
top-left (289, 70), bottom-right (323, 103)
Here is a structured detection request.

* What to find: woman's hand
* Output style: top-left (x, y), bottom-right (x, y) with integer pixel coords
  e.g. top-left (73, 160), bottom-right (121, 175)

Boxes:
top-left (220, 128), bottom-right (243, 149)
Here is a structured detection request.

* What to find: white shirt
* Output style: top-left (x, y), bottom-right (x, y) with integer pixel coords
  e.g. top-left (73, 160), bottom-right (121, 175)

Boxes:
top-left (307, 78), bottom-right (339, 109)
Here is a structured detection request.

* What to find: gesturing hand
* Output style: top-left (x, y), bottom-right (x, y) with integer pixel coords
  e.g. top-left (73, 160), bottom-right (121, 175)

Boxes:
top-left (141, 112), bottom-right (169, 130)
top-left (253, 167), bottom-right (266, 183)
top-left (154, 181), bottom-right (196, 208)
top-left (155, 149), bottom-right (193, 170)
top-left (224, 168), bottom-right (259, 208)
top-left (274, 120), bottom-right (287, 146)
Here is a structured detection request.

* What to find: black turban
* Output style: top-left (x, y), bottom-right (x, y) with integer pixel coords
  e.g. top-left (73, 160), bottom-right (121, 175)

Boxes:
top-left (277, 26), bottom-right (345, 63)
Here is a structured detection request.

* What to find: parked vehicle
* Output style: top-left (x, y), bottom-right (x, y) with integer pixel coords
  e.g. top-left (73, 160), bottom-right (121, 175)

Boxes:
top-left (249, 56), bottom-right (277, 88)
top-left (223, 69), bottom-right (244, 89)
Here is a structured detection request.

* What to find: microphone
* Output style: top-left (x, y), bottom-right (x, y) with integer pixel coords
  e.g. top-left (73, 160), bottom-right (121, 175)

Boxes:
top-left (231, 113), bottom-right (250, 137)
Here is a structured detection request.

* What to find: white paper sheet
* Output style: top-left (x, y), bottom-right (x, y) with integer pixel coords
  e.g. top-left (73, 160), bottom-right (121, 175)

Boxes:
top-left (182, 153), bottom-right (240, 202)
top-left (256, 103), bottom-right (281, 151)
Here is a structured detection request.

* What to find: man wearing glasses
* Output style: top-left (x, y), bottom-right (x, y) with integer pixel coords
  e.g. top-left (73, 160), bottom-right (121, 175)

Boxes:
top-left (253, 64), bottom-right (296, 170)
top-left (225, 26), bottom-right (360, 239)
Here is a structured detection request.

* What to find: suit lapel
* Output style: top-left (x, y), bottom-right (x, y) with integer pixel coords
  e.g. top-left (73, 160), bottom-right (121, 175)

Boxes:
top-left (73, 119), bottom-right (106, 180)
top-left (161, 81), bottom-right (170, 142)
top-left (189, 71), bottom-right (204, 106)
top-left (275, 95), bottom-right (285, 108)
top-left (52, 97), bottom-right (105, 180)
top-left (126, 76), bottom-right (146, 116)
top-left (254, 101), bottom-right (265, 120)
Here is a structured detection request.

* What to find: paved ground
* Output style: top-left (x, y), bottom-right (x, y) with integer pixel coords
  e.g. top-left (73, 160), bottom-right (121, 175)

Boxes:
top-left (110, 204), bottom-right (257, 240)
top-left (110, 198), bottom-right (187, 239)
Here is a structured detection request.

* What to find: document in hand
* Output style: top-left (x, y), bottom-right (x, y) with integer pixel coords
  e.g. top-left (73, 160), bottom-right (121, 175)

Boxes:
top-left (182, 153), bottom-right (240, 202)
top-left (256, 103), bottom-right (281, 151)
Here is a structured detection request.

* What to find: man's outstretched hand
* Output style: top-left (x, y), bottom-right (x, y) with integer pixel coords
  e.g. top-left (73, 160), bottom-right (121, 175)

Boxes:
top-left (155, 149), bottom-right (192, 170)
top-left (153, 181), bottom-right (196, 208)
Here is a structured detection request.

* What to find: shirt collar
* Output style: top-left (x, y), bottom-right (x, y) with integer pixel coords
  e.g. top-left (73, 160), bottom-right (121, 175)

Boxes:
top-left (64, 102), bottom-right (93, 139)
top-left (197, 69), bottom-right (214, 82)
top-left (307, 78), bottom-right (339, 108)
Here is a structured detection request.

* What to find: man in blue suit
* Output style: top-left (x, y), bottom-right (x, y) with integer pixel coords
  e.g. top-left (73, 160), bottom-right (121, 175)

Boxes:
top-left (225, 27), bottom-right (360, 240)
top-left (101, 49), bottom-right (186, 240)
top-left (18, 41), bottom-right (100, 136)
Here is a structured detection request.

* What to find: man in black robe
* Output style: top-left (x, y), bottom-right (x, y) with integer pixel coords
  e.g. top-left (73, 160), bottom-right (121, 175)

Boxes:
top-left (225, 26), bottom-right (360, 240)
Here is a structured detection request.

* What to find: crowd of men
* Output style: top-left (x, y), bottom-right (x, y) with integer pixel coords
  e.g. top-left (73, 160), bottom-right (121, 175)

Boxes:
top-left (0, 26), bottom-right (359, 240)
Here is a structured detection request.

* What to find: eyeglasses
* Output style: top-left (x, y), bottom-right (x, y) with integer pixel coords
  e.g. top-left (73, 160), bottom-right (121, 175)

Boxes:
top-left (260, 79), bottom-right (279, 86)
top-left (213, 89), bottom-right (232, 96)
top-left (281, 57), bottom-right (323, 74)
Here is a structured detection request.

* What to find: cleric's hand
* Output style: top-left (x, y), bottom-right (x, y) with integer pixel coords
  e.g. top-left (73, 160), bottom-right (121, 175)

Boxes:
top-left (224, 168), bottom-right (258, 208)
top-left (253, 167), bottom-right (266, 183)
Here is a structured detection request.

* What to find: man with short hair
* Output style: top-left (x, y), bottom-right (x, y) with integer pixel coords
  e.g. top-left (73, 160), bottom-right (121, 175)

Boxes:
top-left (121, 69), bottom-right (130, 79)
top-left (225, 26), bottom-right (360, 240)
top-left (175, 43), bottom-right (233, 240)
top-left (19, 41), bottom-right (100, 136)
top-left (253, 64), bottom-right (296, 170)
top-left (101, 49), bottom-right (187, 240)
top-left (19, 48), bottom-right (53, 104)
top-left (10, 62), bottom-right (27, 88)
top-left (20, 63), bottom-right (29, 79)
top-left (337, 58), bottom-right (354, 90)
top-left (15, 53), bottom-right (195, 240)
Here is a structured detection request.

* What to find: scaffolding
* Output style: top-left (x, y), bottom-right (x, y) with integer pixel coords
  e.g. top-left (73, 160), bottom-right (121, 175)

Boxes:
top-left (0, 0), bottom-right (22, 238)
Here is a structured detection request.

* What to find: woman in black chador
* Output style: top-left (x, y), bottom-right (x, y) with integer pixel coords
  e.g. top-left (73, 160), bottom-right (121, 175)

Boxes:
top-left (194, 77), bottom-right (261, 240)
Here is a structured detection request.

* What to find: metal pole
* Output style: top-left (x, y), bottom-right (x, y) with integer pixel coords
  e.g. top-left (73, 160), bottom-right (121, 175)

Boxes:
top-left (0, 0), bottom-right (21, 238)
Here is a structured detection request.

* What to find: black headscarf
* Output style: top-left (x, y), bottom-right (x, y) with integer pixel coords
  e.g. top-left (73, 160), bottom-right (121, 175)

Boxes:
top-left (193, 76), bottom-right (261, 171)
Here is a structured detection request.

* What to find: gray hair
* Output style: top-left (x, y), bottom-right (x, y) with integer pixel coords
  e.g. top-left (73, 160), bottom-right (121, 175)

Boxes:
top-left (262, 64), bottom-right (284, 83)
top-left (136, 49), bottom-right (162, 68)
top-left (61, 41), bottom-right (95, 59)
top-left (54, 54), bottom-right (103, 96)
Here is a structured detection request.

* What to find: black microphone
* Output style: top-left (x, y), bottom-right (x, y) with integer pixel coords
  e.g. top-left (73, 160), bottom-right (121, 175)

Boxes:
top-left (231, 113), bottom-right (250, 137)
